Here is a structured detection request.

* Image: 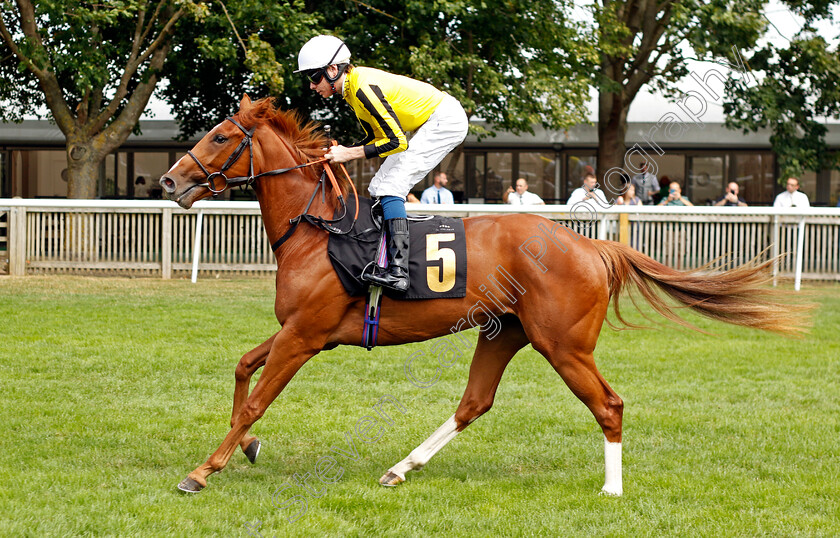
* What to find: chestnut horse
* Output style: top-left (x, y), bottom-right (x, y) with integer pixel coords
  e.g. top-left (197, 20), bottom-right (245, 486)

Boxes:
top-left (160, 95), bottom-right (806, 495)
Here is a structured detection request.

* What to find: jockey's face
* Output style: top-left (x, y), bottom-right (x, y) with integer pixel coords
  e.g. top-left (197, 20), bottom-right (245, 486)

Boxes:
top-left (309, 65), bottom-right (341, 98)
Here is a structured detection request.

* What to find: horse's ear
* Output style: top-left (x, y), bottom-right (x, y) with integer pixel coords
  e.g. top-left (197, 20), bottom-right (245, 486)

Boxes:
top-left (239, 94), bottom-right (252, 112)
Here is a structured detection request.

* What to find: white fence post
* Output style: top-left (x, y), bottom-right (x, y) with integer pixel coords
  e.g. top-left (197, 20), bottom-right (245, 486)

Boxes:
top-left (191, 209), bottom-right (204, 283)
top-left (598, 215), bottom-right (610, 240)
top-left (795, 217), bottom-right (806, 291)
top-left (161, 208), bottom-right (172, 279)
top-left (771, 215), bottom-right (780, 287)
top-left (9, 206), bottom-right (26, 276)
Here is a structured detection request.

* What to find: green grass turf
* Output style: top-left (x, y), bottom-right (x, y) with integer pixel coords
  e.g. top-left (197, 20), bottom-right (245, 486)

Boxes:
top-left (0, 276), bottom-right (837, 537)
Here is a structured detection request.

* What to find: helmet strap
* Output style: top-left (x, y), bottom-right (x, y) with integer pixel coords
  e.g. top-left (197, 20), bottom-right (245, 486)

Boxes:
top-left (326, 63), bottom-right (347, 95)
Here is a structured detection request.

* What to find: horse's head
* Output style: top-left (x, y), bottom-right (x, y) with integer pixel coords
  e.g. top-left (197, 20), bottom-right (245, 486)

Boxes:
top-left (161, 95), bottom-right (260, 209)
top-left (161, 95), bottom-right (330, 210)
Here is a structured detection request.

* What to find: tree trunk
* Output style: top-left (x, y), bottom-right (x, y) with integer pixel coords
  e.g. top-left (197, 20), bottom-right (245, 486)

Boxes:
top-left (66, 144), bottom-right (104, 199)
top-left (445, 143), bottom-right (465, 199)
top-left (597, 89), bottom-right (629, 199)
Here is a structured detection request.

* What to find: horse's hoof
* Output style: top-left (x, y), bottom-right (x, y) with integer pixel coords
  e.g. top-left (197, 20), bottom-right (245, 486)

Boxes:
top-left (244, 439), bottom-right (261, 464)
top-left (599, 485), bottom-right (622, 497)
top-left (177, 476), bottom-right (205, 494)
top-left (379, 471), bottom-right (404, 487)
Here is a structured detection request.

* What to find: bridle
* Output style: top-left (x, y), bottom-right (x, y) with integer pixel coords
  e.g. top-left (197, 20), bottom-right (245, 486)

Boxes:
top-left (186, 116), bottom-right (360, 252)
top-left (186, 117), bottom-right (323, 194)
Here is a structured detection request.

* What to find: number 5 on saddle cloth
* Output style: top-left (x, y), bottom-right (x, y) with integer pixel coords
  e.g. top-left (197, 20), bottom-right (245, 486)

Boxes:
top-left (326, 197), bottom-right (468, 348)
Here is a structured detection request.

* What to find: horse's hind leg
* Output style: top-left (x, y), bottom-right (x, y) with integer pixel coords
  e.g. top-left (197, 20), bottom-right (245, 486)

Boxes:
top-left (231, 332), bottom-right (278, 463)
top-left (538, 344), bottom-right (624, 496)
top-left (380, 315), bottom-right (529, 486)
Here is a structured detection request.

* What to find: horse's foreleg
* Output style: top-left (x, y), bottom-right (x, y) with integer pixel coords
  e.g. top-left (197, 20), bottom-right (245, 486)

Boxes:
top-left (544, 348), bottom-right (624, 496)
top-left (231, 332), bottom-right (278, 463)
top-left (178, 327), bottom-right (319, 493)
top-left (380, 316), bottom-right (528, 486)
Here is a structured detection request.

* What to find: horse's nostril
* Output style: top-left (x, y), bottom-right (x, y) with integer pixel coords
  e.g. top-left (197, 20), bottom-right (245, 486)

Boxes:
top-left (160, 176), bottom-right (176, 194)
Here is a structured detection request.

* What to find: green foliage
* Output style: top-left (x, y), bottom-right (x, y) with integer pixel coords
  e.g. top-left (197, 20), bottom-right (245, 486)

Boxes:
top-left (161, 0), bottom-right (320, 139)
top-left (164, 0), bottom-right (594, 142)
top-left (724, 14), bottom-right (840, 179)
top-left (592, 0), bottom-right (767, 99)
top-left (1, 0), bottom-right (185, 120)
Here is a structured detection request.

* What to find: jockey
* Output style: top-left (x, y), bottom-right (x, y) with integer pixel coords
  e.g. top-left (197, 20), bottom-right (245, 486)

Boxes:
top-left (296, 35), bottom-right (469, 292)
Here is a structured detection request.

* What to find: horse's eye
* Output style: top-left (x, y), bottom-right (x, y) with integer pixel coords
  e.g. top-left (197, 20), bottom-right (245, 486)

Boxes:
top-left (213, 134), bottom-right (228, 144)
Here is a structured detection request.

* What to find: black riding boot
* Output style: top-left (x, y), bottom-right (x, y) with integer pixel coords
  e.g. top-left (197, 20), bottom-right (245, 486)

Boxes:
top-left (363, 217), bottom-right (409, 292)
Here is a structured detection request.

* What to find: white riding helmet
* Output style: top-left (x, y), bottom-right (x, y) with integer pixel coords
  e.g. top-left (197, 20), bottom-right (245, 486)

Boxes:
top-left (295, 35), bottom-right (351, 73)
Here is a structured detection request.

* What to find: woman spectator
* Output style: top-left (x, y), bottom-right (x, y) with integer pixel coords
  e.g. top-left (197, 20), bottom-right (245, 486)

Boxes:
top-left (615, 183), bottom-right (642, 206)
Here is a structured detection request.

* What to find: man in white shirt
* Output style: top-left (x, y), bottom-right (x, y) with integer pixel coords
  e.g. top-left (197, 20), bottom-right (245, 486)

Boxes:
top-left (504, 178), bottom-right (545, 205)
top-left (420, 172), bottom-right (455, 204)
top-left (567, 173), bottom-right (609, 207)
top-left (773, 177), bottom-right (810, 208)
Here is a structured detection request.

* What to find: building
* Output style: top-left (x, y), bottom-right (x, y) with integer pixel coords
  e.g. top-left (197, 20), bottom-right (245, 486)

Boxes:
top-left (2, 118), bottom-right (840, 206)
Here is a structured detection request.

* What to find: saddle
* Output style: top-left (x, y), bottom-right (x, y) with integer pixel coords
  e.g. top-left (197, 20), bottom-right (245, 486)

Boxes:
top-left (327, 197), bottom-right (467, 300)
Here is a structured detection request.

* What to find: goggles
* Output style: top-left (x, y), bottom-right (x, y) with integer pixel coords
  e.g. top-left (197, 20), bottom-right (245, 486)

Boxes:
top-left (304, 68), bottom-right (326, 85)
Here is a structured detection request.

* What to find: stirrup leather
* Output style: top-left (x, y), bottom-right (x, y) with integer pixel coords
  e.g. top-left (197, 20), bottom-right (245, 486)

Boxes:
top-left (361, 218), bottom-right (409, 292)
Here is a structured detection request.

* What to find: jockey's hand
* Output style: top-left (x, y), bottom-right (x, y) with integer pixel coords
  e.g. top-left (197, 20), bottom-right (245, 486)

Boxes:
top-left (325, 145), bottom-right (365, 163)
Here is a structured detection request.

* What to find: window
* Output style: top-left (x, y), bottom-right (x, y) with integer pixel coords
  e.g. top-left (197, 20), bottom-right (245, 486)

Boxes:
top-left (101, 152), bottom-right (129, 198)
top-left (566, 154), bottom-right (596, 201)
top-left (0, 152), bottom-right (7, 198)
top-left (134, 152), bottom-right (170, 199)
top-left (734, 152), bottom-right (775, 204)
top-left (485, 151), bottom-right (513, 202)
top-left (688, 155), bottom-right (727, 205)
top-left (464, 153), bottom-right (486, 202)
top-left (23, 150), bottom-right (67, 198)
top-left (830, 169), bottom-right (840, 207)
top-left (796, 170), bottom-right (817, 203)
top-left (419, 151), bottom-right (466, 202)
top-left (625, 154), bottom-right (686, 196)
top-left (519, 151), bottom-right (558, 202)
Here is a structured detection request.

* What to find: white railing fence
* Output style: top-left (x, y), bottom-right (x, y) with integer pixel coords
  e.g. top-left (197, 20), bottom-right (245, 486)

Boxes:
top-left (2, 199), bottom-right (839, 287)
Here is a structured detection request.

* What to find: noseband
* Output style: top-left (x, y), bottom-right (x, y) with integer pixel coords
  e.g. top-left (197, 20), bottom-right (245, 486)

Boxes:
top-left (187, 117), bottom-right (321, 194)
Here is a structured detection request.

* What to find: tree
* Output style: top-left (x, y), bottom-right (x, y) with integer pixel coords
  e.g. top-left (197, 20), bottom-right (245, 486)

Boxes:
top-left (590, 0), bottom-right (766, 189)
top-left (0, 0), bottom-right (187, 198)
top-left (165, 0), bottom-right (596, 170)
top-left (724, 4), bottom-right (840, 179)
top-left (162, 0), bottom-right (317, 141)
top-left (1, 1), bottom-right (594, 199)
top-left (0, 0), bottom-right (304, 198)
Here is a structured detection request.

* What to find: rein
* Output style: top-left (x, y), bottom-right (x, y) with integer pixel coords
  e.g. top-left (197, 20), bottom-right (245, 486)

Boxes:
top-left (187, 117), bottom-right (360, 252)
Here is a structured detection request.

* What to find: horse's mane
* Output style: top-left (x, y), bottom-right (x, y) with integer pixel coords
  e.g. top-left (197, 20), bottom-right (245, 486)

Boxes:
top-left (236, 98), bottom-right (328, 163)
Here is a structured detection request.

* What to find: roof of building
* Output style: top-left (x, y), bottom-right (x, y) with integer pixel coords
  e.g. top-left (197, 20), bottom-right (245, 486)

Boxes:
top-left (3, 118), bottom-right (840, 149)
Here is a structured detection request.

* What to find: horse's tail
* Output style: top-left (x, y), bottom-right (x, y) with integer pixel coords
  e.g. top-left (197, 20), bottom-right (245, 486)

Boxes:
top-left (591, 240), bottom-right (813, 336)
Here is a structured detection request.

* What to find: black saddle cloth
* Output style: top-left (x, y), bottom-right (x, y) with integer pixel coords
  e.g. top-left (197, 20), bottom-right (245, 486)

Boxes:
top-left (327, 196), bottom-right (467, 300)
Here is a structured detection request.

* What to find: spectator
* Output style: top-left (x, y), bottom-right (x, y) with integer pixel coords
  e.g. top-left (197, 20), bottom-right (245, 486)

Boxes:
top-left (773, 177), bottom-right (810, 208)
top-left (504, 178), bottom-right (545, 205)
top-left (420, 172), bottom-right (454, 204)
top-left (134, 176), bottom-right (149, 198)
top-left (714, 182), bottom-right (748, 207)
top-left (567, 173), bottom-right (608, 207)
top-left (631, 160), bottom-right (660, 205)
top-left (658, 181), bottom-right (693, 206)
top-left (615, 183), bottom-right (641, 206)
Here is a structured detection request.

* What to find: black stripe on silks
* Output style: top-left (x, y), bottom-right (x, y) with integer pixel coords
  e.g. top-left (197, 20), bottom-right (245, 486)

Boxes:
top-left (357, 119), bottom-right (375, 146)
top-left (355, 87), bottom-right (402, 156)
